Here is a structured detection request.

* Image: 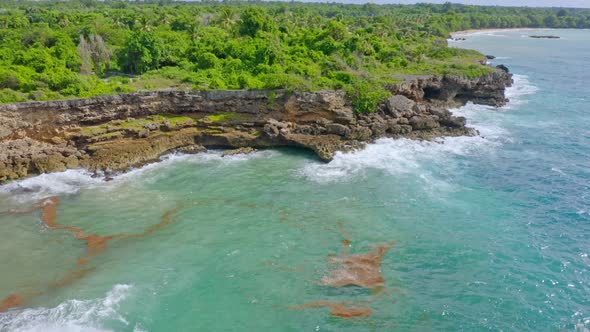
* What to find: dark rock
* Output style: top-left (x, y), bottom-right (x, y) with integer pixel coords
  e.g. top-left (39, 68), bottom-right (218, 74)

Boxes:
top-left (486, 55), bottom-right (496, 60)
top-left (346, 126), bottom-right (372, 141)
top-left (325, 123), bottom-right (351, 137)
top-left (386, 95), bottom-right (416, 117)
top-left (370, 123), bottom-right (387, 137)
top-left (446, 116), bottom-right (467, 128)
top-left (397, 117), bottom-right (410, 125)
top-left (409, 116), bottom-right (440, 130)
top-left (222, 147), bottom-right (256, 157)
top-left (496, 64), bottom-right (510, 73)
top-left (176, 144), bottom-right (206, 154)
top-left (428, 107), bottom-right (452, 120)
top-left (530, 35), bottom-right (560, 39)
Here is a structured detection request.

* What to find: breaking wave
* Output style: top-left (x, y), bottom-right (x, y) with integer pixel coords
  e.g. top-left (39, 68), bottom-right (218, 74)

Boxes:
top-left (0, 150), bottom-right (275, 202)
top-left (0, 284), bottom-right (132, 332)
top-left (300, 73), bottom-right (538, 184)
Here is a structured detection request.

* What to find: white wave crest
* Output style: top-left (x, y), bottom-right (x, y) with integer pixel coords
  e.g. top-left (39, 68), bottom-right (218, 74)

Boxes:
top-left (504, 74), bottom-right (539, 108)
top-left (300, 135), bottom-right (496, 185)
top-left (0, 169), bottom-right (104, 201)
top-left (0, 284), bottom-right (132, 332)
top-left (0, 150), bottom-right (275, 202)
top-left (301, 73), bottom-right (538, 184)
top-left (0, 75), bottom-right (538, 195)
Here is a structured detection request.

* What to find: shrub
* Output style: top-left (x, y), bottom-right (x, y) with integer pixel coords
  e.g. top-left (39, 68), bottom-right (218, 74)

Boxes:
top-left (345, 79), bottom-right (391, 113)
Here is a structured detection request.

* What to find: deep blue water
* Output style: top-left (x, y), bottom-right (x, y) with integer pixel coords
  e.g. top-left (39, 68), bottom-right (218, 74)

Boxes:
top-left (0, 29), bottom-right (589, 332)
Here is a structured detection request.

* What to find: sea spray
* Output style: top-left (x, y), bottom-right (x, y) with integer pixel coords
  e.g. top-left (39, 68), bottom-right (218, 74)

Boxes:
top-left (0, 285), bottom-right (132, 332)
top-left (0, 150), bottom-right (276, 203)
top-left (300, 72), bottom-right (538, 185)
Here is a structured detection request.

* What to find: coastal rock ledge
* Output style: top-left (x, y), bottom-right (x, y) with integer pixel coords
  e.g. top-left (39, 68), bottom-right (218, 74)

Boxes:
top-left (0, 67), bottom-right (512, 183)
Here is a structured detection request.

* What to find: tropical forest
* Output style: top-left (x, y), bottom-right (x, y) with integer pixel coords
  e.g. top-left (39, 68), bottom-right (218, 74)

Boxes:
top-left (0, 0), bottom-right (589, 111)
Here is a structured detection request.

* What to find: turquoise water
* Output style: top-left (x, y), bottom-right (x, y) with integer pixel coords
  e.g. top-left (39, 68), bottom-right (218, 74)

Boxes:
top-left (1, 29), bottom-right (589, 331)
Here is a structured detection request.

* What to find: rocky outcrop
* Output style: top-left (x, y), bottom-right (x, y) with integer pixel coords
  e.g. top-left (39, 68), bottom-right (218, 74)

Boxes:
top-left (0, 67), bottom-right (512, 183)
top-left (389, 65), bottom-right (513, 107)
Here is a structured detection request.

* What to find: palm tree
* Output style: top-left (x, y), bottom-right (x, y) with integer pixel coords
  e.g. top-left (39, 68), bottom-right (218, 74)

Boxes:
top-left (136, 16), bottom-right (151, 32)
top-left (188, 21), bottom-right (199, 43)
top-left (217, 7), bottom-right (236, 29)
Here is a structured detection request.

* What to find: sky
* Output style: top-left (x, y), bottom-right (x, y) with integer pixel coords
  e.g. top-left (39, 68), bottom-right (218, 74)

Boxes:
top-left (279, 0), bottom-right (590, 8)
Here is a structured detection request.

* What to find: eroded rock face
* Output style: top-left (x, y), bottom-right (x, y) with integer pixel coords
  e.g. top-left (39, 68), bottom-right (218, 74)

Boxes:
top-left (389, 66), bottom-right (513, 107)
top-left (0, 68), bottom-right (513, 182)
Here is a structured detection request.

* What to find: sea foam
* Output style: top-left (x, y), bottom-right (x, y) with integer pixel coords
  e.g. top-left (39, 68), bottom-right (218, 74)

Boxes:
top-left (0, 150), bottom-right (275, 202)
top-left (300, 73), bottom-right (538, 184)
top-left (0, 75), bottom-right (537, 198)
top-left (0, 284), bottom-right (132, 332)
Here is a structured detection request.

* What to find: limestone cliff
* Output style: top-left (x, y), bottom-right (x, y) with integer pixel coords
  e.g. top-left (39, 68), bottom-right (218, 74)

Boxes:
top-left (0, 67), bottom-right (512, 183)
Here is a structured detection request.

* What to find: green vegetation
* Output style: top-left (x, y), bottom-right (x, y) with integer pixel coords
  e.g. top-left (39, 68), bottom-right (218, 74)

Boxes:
top-left (79, 114), bottom-right (196, 137)
top-left (0, 1), bottom-right (588, 111)
top-left (204, 113), bottom-right (245, 123)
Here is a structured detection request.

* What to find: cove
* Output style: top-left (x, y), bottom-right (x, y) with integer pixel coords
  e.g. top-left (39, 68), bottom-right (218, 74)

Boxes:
top-left (0, 29), bottom-right (589, 332)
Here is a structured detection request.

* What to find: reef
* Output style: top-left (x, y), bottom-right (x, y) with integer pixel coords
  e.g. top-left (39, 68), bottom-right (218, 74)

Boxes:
top-left (0, 67), bottom-right (512, 183)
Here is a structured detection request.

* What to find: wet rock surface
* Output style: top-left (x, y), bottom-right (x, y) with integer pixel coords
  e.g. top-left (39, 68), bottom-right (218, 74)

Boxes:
top-left (530, 35), bottom-right (560, 39)
top-left (0, 68), bottom-right (512, 182)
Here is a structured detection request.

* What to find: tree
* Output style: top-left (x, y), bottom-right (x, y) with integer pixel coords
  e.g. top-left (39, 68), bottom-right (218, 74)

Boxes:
top-left (117, 31), bottom-right (161, 74)
top-left (557, 9), bottom-right (569, 17)
top-left (77, 35), bottom-right (92, 75)
top-left (88, 34), bottom-right (111, 73)
top-left (238, 7), bottom-right (275, 37)
top-left (544, 14), bottom-right (558, 27)
top-left (217, 7), bottom-right (237, 29)
top-left (78, 34), bottom-right (111, 75)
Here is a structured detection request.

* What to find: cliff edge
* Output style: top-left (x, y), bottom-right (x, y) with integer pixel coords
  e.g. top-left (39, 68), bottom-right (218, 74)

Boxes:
top-left (0, 66), bottom-right (512, 183)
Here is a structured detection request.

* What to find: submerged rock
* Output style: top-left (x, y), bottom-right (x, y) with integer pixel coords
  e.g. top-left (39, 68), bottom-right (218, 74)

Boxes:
top-left (530, 35), bottom-right (560, 39)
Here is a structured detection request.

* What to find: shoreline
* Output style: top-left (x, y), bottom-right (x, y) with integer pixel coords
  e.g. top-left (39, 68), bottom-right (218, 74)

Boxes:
top-left (451, 28), bottom-right (554, 37)
top-left (0, 69), bottom-right (513, 184)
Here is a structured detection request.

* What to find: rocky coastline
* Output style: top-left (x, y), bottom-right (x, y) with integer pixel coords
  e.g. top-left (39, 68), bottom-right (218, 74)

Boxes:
top-left (0, 66), bottom-right (512, 183)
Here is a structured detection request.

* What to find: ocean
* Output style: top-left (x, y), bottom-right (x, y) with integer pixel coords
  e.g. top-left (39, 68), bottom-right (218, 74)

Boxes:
top-left (0, 29), bottom-right (589, 331)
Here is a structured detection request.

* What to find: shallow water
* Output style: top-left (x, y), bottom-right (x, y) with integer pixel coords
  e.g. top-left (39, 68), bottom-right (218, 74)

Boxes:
top-left (1, 29), bottom-right (589, 331)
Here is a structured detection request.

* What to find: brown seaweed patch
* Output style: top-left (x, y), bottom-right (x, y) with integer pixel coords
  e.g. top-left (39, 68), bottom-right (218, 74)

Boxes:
top-left (35, 197), bottom-right (59, 226)
top-left (291, 301), bottom-right (372, 318)
top-left (0, 294), bottom-right (24, 312)
top-left (321, 244), bottom-right (393, 289)
top-left (32, 197), bottom-right (117, 264)
top-left (0, 197), bottom-right (180, 312)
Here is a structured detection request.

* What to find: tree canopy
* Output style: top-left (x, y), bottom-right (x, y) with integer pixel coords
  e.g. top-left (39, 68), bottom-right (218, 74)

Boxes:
top-left (0, 0), bottom-right (588, 111)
